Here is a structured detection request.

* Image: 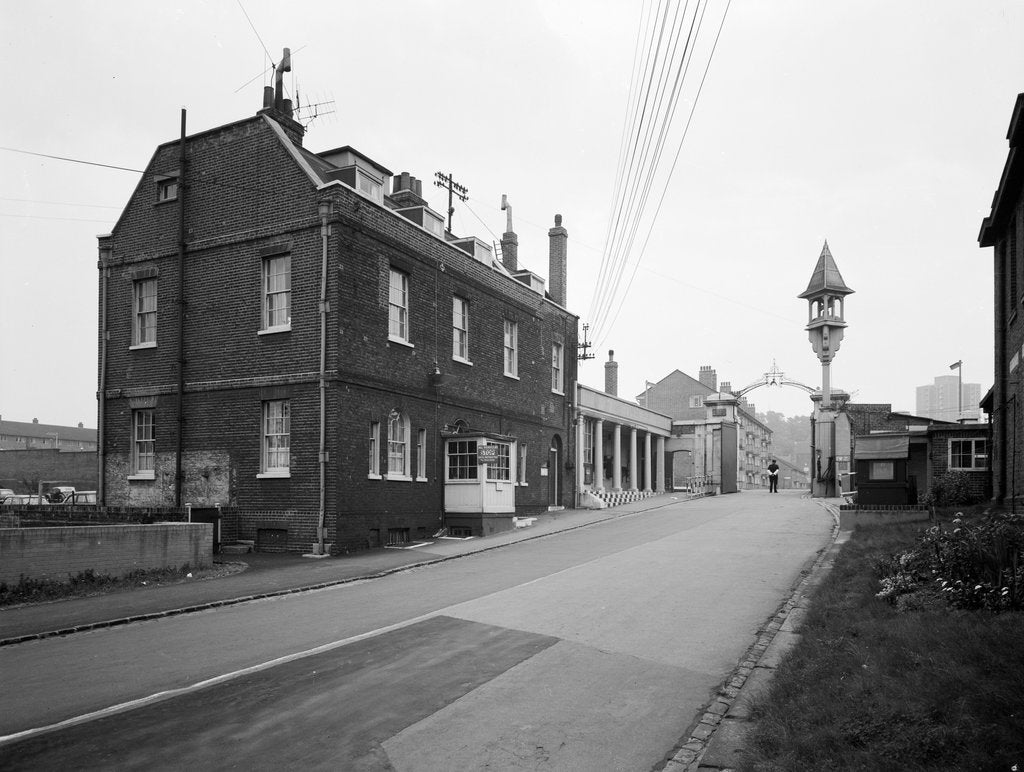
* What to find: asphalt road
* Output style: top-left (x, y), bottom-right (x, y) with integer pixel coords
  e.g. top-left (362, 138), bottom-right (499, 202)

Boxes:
top-left (0, 491), bottom-right (833, 771)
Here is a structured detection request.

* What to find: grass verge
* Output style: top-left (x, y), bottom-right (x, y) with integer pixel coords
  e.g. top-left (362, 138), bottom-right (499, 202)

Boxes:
top-left (0, 562), bottom-right (245, 607)
top-left (740, 519), bottom-right (1024, 771)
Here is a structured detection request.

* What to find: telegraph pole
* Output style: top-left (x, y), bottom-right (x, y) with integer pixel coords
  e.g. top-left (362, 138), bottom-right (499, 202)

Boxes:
top-left (434, 171), bottom-right (468, 233)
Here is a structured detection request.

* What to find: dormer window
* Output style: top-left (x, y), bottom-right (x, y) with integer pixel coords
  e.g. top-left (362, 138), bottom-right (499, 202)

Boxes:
top-left (156, 175), bottom-right (178, 203)
top-left (356, 169), bottom-right (383, 203)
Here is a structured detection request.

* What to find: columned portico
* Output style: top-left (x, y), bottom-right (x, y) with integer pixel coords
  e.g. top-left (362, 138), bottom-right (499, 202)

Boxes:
top-left (643, 432), bottom-right (652, 491)
top-left (612, 424), bottom-right (623, 491)
top-left (574, 383), bottom-right (672, 508)
top-left (629, 428), bottom-right (638, 491)
top-left (656, 436), bottom-right (666, 492)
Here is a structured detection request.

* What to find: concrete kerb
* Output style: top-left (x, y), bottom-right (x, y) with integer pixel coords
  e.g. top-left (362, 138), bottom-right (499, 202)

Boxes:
top-left (0, 494), bottom-right (687, 648)
top-left (661, 498), bottom-right (847, 772)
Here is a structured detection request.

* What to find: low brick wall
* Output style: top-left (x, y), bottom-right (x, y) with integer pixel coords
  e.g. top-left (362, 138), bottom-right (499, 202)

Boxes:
top-left (0, 523), bottom-right (212, 585)
top-left (838, 505), bottom-right (930, 530)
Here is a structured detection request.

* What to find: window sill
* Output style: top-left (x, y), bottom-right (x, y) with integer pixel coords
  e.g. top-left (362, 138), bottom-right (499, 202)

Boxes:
top-left (127, 473), bottom-right (156, 481)
top-left (516, 482), bottom-right (529, 487)
top-left (259, 325), bottom-right (291, 336)
top-left (415, 477), bottom-right (428, 483)
top-left (129, 342), bottom-right (157, 351)
top-left (388, 335), bottom-right (415, 348)
top-left (385, 473), bottom-right (414, 482)
top-left (552, 389), bottom-right (565, 396)
top-left (445, 478), bottom-right (479, 484)
top-left (257, 471), bottom-right (291, 479)
top-left (452, 356), bottom-right (473, 366)
top-left (504, 373), bottom-right (520, 381)
top-left (154, 197), bottom-right (178, 206)
top-left (367, 473), bottom-right (383, 480)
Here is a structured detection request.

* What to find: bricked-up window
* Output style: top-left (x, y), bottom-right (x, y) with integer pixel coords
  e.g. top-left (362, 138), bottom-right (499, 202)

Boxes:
top-left (452, 296), bottom-right (470, 362)
top-left (131, 409), bottom-right (155, 477)
top-left (368, 421), bottom-right (381, 478)
top-left (517, 443), bottom-right (528, 484)
top-left (262, 255), bottom-right (291, 331)
top-left (132, 278), bottom-right (158, 347)
top-left (386, 410), bottom-right (410, 479)
top-left (485, 442), bottom-right (511, 482)
top-left (389, 269), bottom-right (410, 343)
top-left (261, 400), bottom-right (290, 476)
top-left (503, 320), bottom-right (518, 378)
top-left (447, 439), bottom-right (478, 480)
top-left (416, 428), bottom-right (427, 480)
top-left (949, 438), bottom-right (988, 471)
top-left (551, 342), bottom-right (564, 394)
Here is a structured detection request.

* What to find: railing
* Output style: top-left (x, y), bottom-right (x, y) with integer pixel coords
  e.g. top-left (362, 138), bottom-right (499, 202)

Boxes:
top-left (676, 475), bottom-right (716, 497)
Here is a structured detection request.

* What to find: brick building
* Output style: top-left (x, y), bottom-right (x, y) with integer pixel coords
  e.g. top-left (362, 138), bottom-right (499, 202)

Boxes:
top-left (638, 366), bottom-right (774, 491)
top-left (980, 92), bottom-right (1024, 505)
top-left (97, 75), bottom-right (577, 552)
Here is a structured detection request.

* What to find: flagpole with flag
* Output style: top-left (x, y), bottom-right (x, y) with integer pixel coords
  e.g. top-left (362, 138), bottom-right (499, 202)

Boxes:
top-left (949, 360), bottom-right (963, 421)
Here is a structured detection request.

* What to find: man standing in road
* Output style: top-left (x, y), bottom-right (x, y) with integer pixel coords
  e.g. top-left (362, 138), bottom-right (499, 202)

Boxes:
top-left (768, 460), bottom-right (780, 493)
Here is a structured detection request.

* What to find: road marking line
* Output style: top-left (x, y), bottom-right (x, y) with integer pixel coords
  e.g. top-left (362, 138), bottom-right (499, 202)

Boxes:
top-left (0, 503), bottom-right (719, 746)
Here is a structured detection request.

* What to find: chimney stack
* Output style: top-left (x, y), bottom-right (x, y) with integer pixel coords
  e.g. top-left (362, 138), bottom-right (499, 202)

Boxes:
top-left (391, 172), bottom-right (427, 208)
top-left (698, 365), bottom-right (717, 391)
top-left (605, 349), bottom-right (618, 396)
top-left (548, 214), bottom-right (567, 307)
top-left (500, 194), bottom-right (518, 272)
top-left (721, 381), bottom-right (732, 394)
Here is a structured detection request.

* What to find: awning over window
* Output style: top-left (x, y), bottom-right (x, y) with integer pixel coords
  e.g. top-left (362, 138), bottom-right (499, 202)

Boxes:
top-left (856, 434), bottom-right (909, 460)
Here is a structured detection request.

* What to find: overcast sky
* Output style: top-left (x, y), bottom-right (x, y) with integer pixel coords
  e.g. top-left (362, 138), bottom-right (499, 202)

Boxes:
top-left (1, 1), bottom-right (1020, 428)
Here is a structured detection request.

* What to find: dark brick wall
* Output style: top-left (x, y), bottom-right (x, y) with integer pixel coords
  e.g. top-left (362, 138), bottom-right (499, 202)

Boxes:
top-left (0, 449), bottom-right (97, 494)
top-left (100, 113), bottom-right (578, 553)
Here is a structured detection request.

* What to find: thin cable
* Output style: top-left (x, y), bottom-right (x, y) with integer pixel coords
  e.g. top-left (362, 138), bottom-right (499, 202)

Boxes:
top-left (596, 0), bottom-right (731, 350)
top-left (1, 146), bottom-right (143, 174)
top-left (236, 0), bottom-right (273, 65)
top-left (593, 0), bottom-right (704, 339)
top-left (591, 1), bottom-right (696, 337)
top-left (0, 196), bottom-right (121, 209)
top-left (0, 213), bottom-right (113, 224)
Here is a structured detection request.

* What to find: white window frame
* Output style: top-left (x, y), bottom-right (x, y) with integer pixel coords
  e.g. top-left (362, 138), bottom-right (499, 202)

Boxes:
top-left (356, 168), bottom-right (383, 203)
top-left (416, 428), bottom-right (427, 481)
top-left (129, 409), bottom-right (155, 479)
top-left (446, 439), bottom-right (479, 482)
top-left (261, 254), bottom-right (291, 333)
top-left (368, 421), bottom-right (381, 479)
top-left (388, 268), bottom-right (411, 345)
top-left (517, 442), bottom-right (528, 485)
top-left (259, 399), bottom-right (290, 478)
top-left (948, 438), bottom-right (988, 471)
top-left (689, 395), bottom-right (704, 408)
top-left (484, 442), bottom-right (512, 482)
top-left (551, 342), bottom-right (564, 394)
top-left (386, 410), bottom-right (412, 481)
top-left (452, 296), bottom-right (470, 363)
top-left (503, 319), bottom-right (519, 379)
top-left (131, 277), bottom-right (158, 349)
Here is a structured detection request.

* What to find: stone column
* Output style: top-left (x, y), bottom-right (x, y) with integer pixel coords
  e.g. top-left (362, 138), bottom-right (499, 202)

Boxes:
top-left (629, 427), bottom-right (638, 491)
top-left (612, 424), bottom-right (622, 491)
top-left (656, 436), bottom-right (666, 492)
top-left (575, 416), bottom-right (586, 495)
top-left (594, 418), bottom-right (605, 491)
top-left (643, 432), bottom-right (653, 492)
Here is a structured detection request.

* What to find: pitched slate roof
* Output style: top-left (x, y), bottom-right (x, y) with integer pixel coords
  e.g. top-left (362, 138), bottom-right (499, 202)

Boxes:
top-left (798, 240), bottom-right (854, 299)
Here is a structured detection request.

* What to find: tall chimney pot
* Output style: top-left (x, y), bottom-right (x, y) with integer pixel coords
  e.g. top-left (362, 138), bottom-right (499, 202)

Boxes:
top-left (548, 214), bottom-right (568, 307)
top-left (605, 349), bottom-right (619, 397)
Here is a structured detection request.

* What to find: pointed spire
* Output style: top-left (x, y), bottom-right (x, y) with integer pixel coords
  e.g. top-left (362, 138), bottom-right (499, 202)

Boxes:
top-left (798, 240), bottom-right (854, 298)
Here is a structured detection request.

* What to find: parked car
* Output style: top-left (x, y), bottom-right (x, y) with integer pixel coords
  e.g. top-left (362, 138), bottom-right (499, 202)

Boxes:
top-left (47, 486), bottom-right (76, 503)
top-left (0, 488), bottom-right (15, 503)
top-left (5, 494), bottom-right (46, 505)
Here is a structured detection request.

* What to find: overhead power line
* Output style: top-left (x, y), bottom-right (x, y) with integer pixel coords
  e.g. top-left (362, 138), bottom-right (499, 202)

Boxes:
top-left (587, 0), bottom-right (731, 349)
